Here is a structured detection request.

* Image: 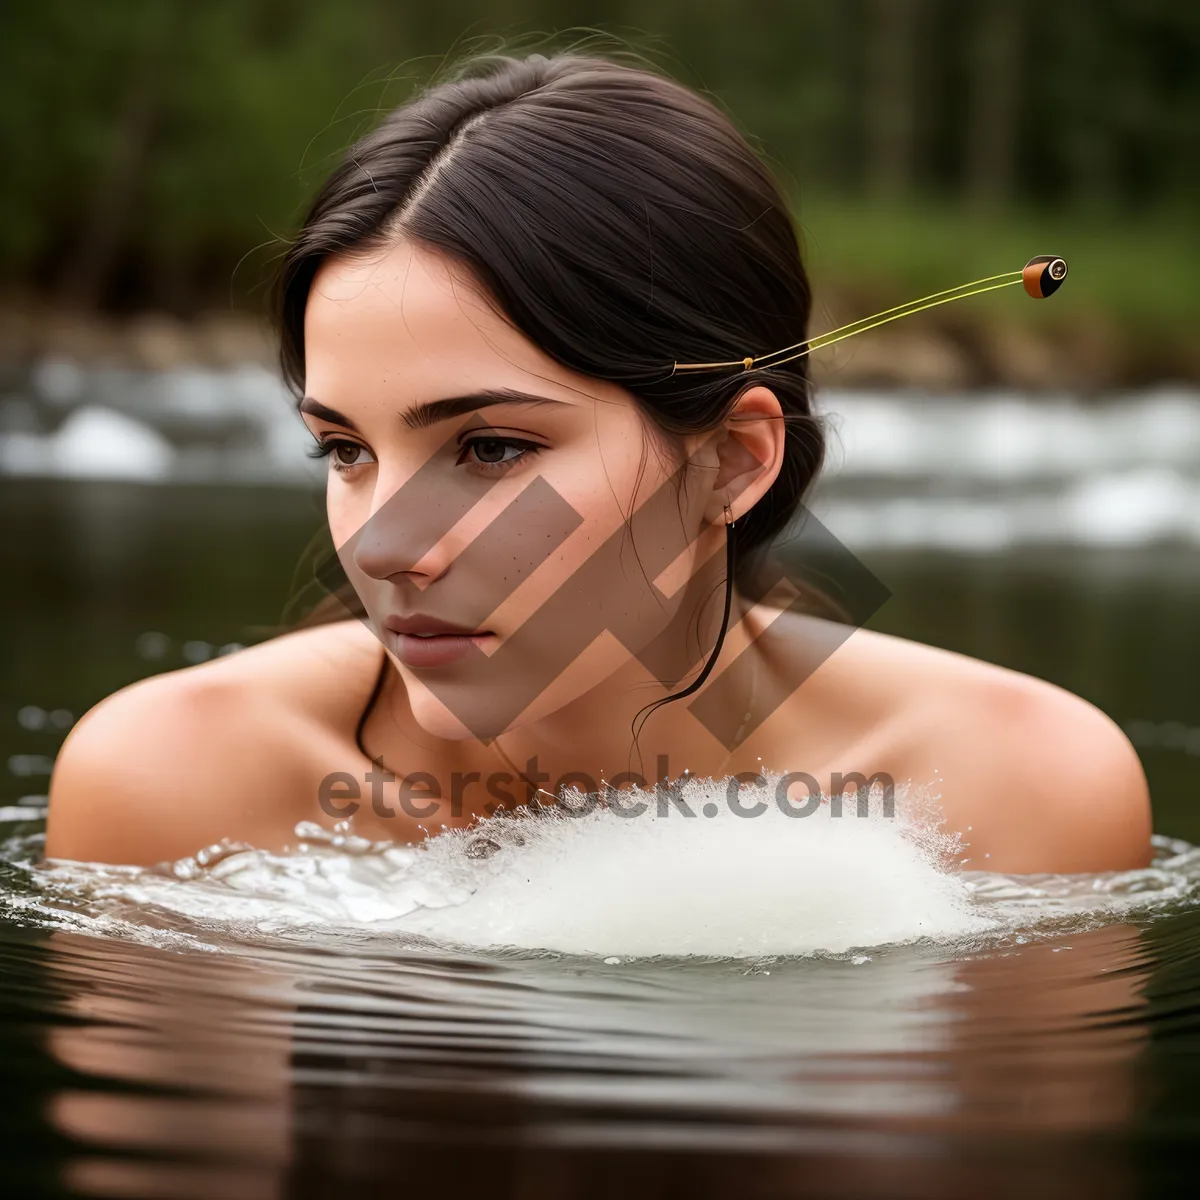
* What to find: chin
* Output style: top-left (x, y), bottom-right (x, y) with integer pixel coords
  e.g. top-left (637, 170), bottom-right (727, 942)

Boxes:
top-left (402, 682), bottom-right (520, 744)
top-left (391, 633), bottom-right (594, 731)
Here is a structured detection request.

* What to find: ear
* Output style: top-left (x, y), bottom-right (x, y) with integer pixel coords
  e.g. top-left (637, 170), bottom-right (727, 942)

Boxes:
top-left (698, 385), bottom-right (786, 526)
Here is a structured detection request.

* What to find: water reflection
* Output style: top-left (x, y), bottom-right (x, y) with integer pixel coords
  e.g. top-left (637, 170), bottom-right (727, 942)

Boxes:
top-left (44, 933), bottom-right (294, 1197)
top-left (35, 915), bottom-right (1154, 1197)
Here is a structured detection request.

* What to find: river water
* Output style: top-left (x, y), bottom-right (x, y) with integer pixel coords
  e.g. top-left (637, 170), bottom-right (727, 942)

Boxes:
top-left (2, 371), bottom-right (1200, 1196)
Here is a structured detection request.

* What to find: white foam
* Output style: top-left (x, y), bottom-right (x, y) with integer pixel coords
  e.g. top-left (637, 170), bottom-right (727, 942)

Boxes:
top-left (25, 774), bottom-right (1199, 961)
top-left (31, 773), bottom-right (998, 958)
top-left (396, 775), bottom-right (987, 956)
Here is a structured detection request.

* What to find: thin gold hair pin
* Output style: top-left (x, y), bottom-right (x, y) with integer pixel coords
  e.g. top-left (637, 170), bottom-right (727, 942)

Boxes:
top-left (670, 255), bottom-right (1068, 375)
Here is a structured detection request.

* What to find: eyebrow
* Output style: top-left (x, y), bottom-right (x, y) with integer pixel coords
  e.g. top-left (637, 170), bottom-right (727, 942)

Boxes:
top-left (298, 388), bottom-right (570, 433)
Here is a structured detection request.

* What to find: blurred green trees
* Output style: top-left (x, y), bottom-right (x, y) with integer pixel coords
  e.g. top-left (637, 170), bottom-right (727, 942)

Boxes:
top-left (0, 0), bottom-right (1196, 315)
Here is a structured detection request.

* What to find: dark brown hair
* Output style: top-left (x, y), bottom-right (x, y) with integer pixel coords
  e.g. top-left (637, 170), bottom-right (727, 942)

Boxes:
top-left (274, 48), bottom-right (825, 596)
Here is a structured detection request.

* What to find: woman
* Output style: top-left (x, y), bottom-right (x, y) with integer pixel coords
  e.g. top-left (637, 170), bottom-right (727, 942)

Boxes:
top-left (45, 51), bottom-right (1151, 873)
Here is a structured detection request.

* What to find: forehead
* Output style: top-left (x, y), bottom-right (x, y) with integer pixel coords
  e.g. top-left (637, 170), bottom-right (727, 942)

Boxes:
top-left (304, 238), bottom-right (601, 407)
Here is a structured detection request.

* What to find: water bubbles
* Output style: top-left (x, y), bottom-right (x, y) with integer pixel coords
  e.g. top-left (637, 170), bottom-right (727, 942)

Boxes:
top-left (332, 833), bottom-right (375, 855)
top-left (16, 706), bottom-right (73, 732)
top-left (8, 754), bottom-right (54, 777)
top-left (16, 707), bottom-right (44, 731)
top-left (465, 837), bottom-right (501, 860)
top-left (1159, 722), bottom-right (1188, 749)
top-left (1124, 718), bottom-right (1200, 757)
top-left (32, 357), bottom-right (85, 406)
top-left (161, 839), bottom-right (260, 882)
top-left (195, 841), bottom-right (253, 868)
top-left (135, 631), bottom-right (171, 660)
top-left (293, 821), bottom-right (326, 844)
top-left (293, 819), bottom-right (378, 857)
top-left (136, 632), bottom-right (246, 665)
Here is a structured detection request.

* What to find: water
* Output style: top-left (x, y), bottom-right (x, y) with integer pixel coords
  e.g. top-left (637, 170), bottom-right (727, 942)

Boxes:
top-left (5, 375), bottom-right (1200, 1194)
top-left (6, 827), bottom-right (1200, 1197)
top-left (6, 361), bottom-right (1200, 546)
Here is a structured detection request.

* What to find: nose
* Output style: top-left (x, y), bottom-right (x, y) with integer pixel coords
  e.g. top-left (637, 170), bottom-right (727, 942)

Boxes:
top-left (349, 477), bottom-right (471, 583)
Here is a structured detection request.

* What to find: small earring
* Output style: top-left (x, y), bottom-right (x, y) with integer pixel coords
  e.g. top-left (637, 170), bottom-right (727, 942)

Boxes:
top-left (723, 503), bottom-right (734, 527)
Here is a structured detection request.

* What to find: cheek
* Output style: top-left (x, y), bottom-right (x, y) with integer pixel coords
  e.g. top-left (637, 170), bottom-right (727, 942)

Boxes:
top-left (506, 451), bottom-right (699, 631)
top-left (539, 455), bottom-right (644, 573)
top-left (326, 477), bottom-right (373, 555)
top-left (539, 432), bottom-right (696, 588)
top-left (551, 418), bottom-right (673, 531)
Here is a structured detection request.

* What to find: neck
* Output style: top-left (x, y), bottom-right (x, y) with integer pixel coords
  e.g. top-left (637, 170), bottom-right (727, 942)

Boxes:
top-left (485, 582), bottom-right (758, 804)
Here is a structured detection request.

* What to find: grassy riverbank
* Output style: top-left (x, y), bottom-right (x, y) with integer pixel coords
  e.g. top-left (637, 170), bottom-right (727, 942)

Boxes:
top-left (799, 198), bottom-right (1200, 329)
top-left (795, 197), bottom-right (1200, 390)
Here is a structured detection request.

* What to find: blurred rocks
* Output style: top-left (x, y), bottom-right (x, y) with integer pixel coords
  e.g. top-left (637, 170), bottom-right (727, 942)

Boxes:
top-left (811, 329), bottom-right (974, 391)
top-left (973, 322), bottom-right (1075, 393)
top-left (0, 301), bottom-right (277, 372)
top-left (0, 297), bottom-right (1196, 399)
top-left (0, 305), bottom-right (320, 485)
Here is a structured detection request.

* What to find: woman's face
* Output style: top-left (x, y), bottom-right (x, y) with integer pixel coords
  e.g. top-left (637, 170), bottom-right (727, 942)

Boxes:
top-left (301, 238), bottom-right (730, 742)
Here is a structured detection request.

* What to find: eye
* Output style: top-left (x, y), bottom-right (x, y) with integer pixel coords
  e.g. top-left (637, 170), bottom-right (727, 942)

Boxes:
top-left (331, 442), bottom-right (371, 469)
top-left (458, 436), bottom-right (541, 473)
top-left (307, 438), bottom-right (376, 474)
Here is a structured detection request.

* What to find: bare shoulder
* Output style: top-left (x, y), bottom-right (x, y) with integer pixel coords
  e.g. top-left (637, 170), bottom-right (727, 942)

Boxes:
top-left (756, 612), bottom-right (1152, 874)
top-left (45, 620), bottom-right (384, 867)
top-left (923, 659), bottom-right (1151, 873)
top-left (829, 622), bottom-right (1151, 874)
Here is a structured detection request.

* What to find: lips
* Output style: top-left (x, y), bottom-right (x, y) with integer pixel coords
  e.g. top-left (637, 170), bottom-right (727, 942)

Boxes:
top-left (382, 613), bottom-right (494, 668)
top-left (384, 614), bottom-right (482, 637)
